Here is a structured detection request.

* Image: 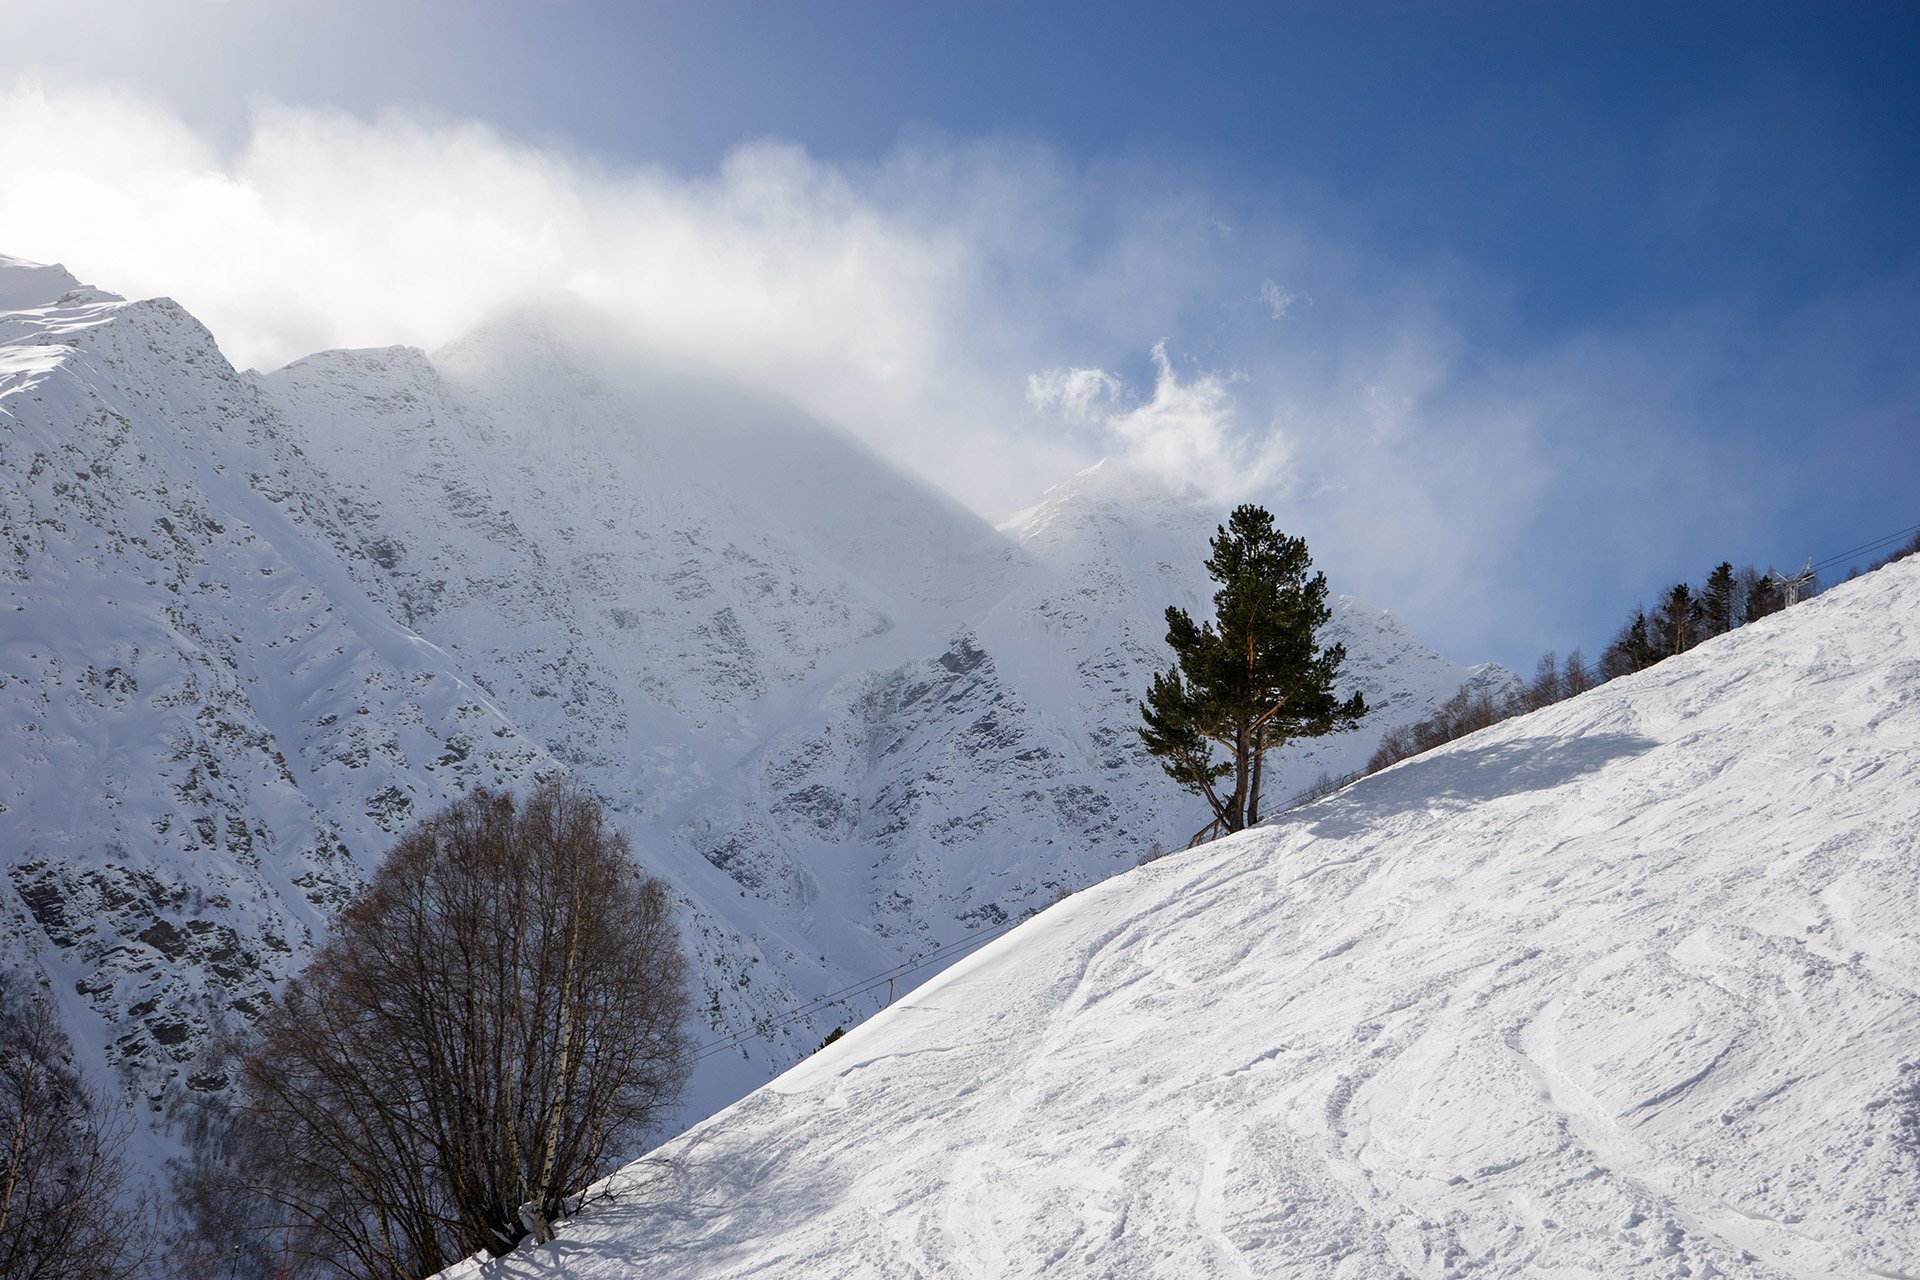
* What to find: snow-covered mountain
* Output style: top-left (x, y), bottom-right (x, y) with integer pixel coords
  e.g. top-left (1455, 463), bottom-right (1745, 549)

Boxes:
top-left (0, 255), bottom-right (1506, 1173)
top-left (447, 552), bottom-right (1920, 1280)
top-left (0, 261), bottom-right (554, 1172)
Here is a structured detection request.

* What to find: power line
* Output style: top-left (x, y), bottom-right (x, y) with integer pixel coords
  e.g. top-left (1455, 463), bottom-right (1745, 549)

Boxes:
top-left (1591, 515), bottom-right (1920, 673)
top-left (690, 918), bottom-right (1018, 1064)
top-left (1312, 512), bottom-right (1920, 788)
top-left (1810, 520), bottom-right (1920, 575)
top-left (690, 913), bottom-right (1028, 1065)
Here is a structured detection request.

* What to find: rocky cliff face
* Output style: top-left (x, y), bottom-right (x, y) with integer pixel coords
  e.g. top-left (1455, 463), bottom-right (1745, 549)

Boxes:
top-left (0, 261), bottom-right (551, 1154)
top-left (0, 257), bottom-right (1509, 1173)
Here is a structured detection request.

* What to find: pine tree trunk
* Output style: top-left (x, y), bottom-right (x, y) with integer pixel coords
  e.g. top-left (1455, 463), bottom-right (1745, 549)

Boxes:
top-left (1246, 728), bottom-right (1265, 826)
top-left (1226, 724), bottom-right (1251, 831)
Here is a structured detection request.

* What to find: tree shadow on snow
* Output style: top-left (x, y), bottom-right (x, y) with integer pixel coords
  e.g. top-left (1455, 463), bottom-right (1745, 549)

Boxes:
top-left (517, 1114), bottom-right (867, 1275)
top-left (1296, 730), bottom-right (1658, 841)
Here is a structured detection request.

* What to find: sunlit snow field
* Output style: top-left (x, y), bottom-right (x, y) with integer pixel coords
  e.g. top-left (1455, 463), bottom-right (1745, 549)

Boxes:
top-left (454, 558), bottom-right (1920, 1279)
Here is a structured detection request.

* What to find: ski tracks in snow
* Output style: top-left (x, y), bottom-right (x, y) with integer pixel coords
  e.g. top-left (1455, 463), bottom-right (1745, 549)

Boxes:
top-left (451, 560), bottom-right (1920, 1279)
top-left (1512, 993), bottom-right (1839, 1280)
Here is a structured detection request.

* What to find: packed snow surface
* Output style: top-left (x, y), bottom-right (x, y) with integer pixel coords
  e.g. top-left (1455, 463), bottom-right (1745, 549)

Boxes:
top-left (453, 559), bottom-right (1920, 1278)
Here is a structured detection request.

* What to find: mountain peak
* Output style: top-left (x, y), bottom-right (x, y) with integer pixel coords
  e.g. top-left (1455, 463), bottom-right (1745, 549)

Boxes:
top-left (1042, 456), bottom-right (1208, 508)
top-left (0, 254), bottom-right (121, 311)
top-left (998, 458), bottom-right (1211, 547)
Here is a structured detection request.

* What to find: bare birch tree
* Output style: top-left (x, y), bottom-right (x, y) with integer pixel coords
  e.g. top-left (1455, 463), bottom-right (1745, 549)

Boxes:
top-left (0, 972), bottom-right (149, 1280)
top-left (197, 783), bottom-right (690, 1278)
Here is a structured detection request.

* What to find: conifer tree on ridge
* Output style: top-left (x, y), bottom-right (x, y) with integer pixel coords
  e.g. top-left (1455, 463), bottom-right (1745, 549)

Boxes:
top-left (1139, 505), bottom-right (1365, 835)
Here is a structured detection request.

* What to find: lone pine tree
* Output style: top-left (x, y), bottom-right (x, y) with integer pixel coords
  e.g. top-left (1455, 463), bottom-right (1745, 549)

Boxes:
top-left (1139, 504), bottom-right (1365, 836)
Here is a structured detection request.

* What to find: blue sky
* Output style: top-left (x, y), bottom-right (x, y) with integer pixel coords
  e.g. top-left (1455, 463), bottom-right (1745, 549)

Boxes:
top-left (7, 1), bottom-right (1919, 669)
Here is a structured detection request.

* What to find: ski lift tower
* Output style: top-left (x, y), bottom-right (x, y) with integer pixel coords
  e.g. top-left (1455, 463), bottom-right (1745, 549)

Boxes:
top-left (1773, 558), bottom-right (1816, 606)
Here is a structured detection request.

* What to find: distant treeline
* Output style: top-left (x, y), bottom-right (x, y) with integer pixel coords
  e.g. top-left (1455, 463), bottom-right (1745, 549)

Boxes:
top-left (1367, 531), bottom-right (1920, 775)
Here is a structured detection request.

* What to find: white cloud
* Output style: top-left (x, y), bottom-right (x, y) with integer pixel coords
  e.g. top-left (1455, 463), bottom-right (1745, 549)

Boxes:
top-left (1025, 366), bottom-right (1125, 420)
top-left (0, 82), bottom-right (1010, 491)
top-left (1025, 345), bottom-right (1293, 501)
top-left (3, 77), bottom-right (1840, 671)
top-left (3, 81), bottom-right (1339, 521)
top-left (0, 80), bottom-right (1558, 658)
top-left (1097, 343), bottom-right (1290, 498)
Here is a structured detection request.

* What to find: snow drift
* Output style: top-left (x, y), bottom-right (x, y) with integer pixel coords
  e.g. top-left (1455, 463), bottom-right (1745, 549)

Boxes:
top-left (451, 556), bottom-right (1920, 1279)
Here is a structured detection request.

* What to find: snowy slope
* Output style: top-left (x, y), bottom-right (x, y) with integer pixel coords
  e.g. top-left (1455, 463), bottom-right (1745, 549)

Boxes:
top-left (454, 556), bottom-right (1920, 1279)
top-left (1, 256), bottom-right (1508, 1174)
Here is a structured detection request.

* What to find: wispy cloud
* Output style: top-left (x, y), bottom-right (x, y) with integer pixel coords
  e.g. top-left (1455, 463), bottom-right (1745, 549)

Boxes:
top-left (4, 79), bottom-right (1902, 668)
top-left (0, 83), bottom-right (1105, 512)
top-left (4, 81), bottom-right (1336, 521)
top-left (1259, 279), bottom-right (1305, 318)
top-left (1029, 344), bottom-right (1290, 498)
top-left (1025, 366), bottom-right (1125, 421)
